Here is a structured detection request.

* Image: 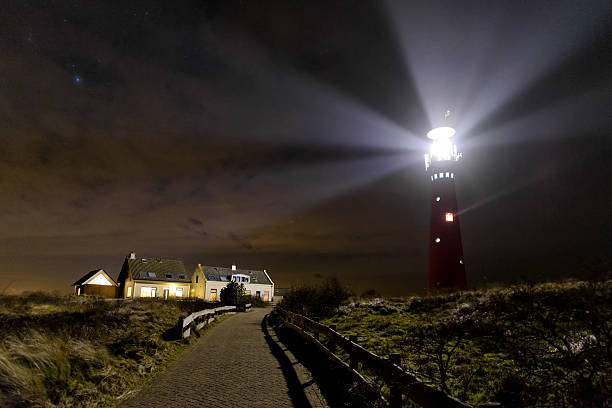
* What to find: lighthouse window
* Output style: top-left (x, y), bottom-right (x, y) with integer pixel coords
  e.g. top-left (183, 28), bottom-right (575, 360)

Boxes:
top-left (446, 172), bottom-right (450, 178)
top-left (435, 237), bottom-right (441, 243)
top-left (435, 196), bottom-right (441, 202)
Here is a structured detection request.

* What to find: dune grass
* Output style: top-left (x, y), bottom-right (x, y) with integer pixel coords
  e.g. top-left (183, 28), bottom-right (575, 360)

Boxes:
top-left (316, 280), bottom-right (612, 408)
top-left (0, 293), bottom-right (217, 408)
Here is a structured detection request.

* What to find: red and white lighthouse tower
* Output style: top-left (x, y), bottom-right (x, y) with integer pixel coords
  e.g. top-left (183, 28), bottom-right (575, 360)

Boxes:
top-left (424, 126), bottom-right (467, 290)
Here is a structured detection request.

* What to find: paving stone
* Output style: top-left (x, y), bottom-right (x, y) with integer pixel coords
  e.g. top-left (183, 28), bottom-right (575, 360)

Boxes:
top-left (118, 308), bottom-right (293, 408)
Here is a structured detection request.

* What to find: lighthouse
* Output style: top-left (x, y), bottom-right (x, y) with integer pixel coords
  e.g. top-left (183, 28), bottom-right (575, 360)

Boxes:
top-left (424, 126), bottom-right (467, 290)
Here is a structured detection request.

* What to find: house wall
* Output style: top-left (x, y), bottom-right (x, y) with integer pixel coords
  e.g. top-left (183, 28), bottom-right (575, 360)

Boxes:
top-left (204, 281), bottom-right (273, 302)
top-left (117, 259), bottom-right (131, 298)
top-left (132, 281), bottom-right (191, 299)
top-left (77, 284), bottom-right (117, 298)
top-left (191, 268), bottom-right (205, 299)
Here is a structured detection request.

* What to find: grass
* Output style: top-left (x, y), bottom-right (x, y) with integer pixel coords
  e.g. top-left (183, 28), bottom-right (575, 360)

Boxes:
top-left (318, 280), bottom-right (612, 408)
top-left (0, 293), bottom-right (222, 408)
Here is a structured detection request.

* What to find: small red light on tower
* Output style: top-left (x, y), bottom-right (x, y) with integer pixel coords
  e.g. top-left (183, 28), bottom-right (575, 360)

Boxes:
top-left (445, 212), bottom-right (454, 222)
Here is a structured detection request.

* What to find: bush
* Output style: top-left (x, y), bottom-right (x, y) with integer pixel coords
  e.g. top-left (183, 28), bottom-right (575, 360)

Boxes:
top-left (220, 281), bottom-right (244, 305)
top-left (361, 288), bottom-right (381, 298)
top-left (279, 278), bottom-right (352, 318)
top-left (240, 295), bottom-right (266, 308)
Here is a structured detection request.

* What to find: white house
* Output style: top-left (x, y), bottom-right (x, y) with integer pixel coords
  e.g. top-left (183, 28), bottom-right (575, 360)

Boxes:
top-left (191, 264), bottom-right (274, 302)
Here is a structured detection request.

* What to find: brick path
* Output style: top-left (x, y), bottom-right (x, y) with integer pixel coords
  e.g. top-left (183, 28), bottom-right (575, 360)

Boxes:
top-left (118, 308), bottom-right (294, 408)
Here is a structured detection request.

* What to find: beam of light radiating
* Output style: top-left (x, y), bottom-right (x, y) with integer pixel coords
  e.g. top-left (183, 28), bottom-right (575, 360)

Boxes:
top-left (464, 84), bottom-right (612, 150)
top-left (206, 152), bottom-right (419, 234)
top-left (256, 152), bottom-right (418, 215)
top-left (385, 0), bottom-right (612, 136)
top-left (457, 156), bottom-right (564, 217)
top-left (179, 32), bottom-right (425, 152)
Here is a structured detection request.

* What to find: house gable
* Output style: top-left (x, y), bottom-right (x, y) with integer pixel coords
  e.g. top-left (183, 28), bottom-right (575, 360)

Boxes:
top-left (72, 269), bottom-right (117, 287)
top-left (83, 270), bottom-right (116, 286)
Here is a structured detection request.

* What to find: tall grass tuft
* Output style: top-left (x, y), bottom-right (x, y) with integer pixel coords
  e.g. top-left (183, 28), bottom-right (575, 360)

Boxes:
top-left (0, 294), bottom-right (210, 407)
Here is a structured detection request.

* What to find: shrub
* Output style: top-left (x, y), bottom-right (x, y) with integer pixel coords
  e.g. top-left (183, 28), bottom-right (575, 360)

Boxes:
top-left (279, 278), bottom-right (352, 318)
top-left (220, 281), bottom-right (244, 305)
top-left (361, 288), bottom-right (380, 298)
top-left (240, 295), bottom-right (266, 308)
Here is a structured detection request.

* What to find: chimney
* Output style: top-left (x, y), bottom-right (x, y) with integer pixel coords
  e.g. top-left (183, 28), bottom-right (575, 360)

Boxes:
top-left (232, 264), bottom-right (237, 271)
top-left (129, 252), bottom-right (136, 260)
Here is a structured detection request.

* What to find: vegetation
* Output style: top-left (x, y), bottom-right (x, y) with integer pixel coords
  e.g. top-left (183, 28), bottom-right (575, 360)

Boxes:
top-left (220, 281), bottom-right (244, 306)
top-left (313, 280), bottom-right (612, 407)
top-left (279, 277), bottom-right (352, 318)
top-left (219, 282), bottom-right (267, 307)
top-left (0, 293), bottom-right (219, 408)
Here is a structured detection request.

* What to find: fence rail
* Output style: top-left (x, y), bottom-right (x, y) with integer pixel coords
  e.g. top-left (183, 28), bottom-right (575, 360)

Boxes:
top-left (276, 308), bottom-right (484, 408)
top-left (179, 303), bottom-right (251, 338)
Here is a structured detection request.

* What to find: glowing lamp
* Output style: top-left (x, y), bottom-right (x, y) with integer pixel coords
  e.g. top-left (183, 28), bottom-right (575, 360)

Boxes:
top-left (426, 126), bottom-right (456, 140)
top-left (424, 126), bottom-right (461, 170)
top-left (445, 212), bottom-right (454, 222)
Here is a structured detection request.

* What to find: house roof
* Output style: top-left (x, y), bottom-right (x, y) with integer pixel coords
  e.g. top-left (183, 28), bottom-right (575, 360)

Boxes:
top-left (200, 265), bottom-right (272, 285)
top-left (72, 269), bottom-right (117, 286)
top-left (128, 257), bottom-right (190, 283)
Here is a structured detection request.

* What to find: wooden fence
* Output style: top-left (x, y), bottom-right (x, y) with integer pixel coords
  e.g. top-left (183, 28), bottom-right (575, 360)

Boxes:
top-left (276, 308), bottom-right (499, 408)
top-left (179, 303), bottom-right (251, 339)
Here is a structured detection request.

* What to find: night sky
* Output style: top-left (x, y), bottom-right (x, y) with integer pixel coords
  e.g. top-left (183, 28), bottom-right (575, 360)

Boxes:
top-left (1, 1), bottom-right (611, 295)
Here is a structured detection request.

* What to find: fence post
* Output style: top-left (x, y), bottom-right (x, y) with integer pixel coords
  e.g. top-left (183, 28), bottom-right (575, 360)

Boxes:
top-left (349, 335), bottom-right (359, 370)
top-left (328, 324), bottom-right (337, 353)
top-left (177, 316), bottom-right (184, 339)
top-left (389, 353), bottom-right (402, 408)
top-left (313, 317), bottom-right (320, 341)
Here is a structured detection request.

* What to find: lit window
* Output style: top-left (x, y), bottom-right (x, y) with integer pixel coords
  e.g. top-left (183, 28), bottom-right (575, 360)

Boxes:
top-left (451, 173), bottom-right (454, 178)
top-left (439, 172), bottom-right (443, 178)
top-left (446, 172), bottom-right (449, 177)
top-left (140, 287), bottom-right (153, 297)
top-left (176, 288), bottom-right (183, 297)
top-left (435, 196), bottom-right (440, 202)
top-left (434, 174), bottom-right (438, 179)
top-left (445, 212), bottom-right (454, 222)
top-left (459, 259), bottom-right (464, 264)
top-left (127, 287), bottom-right (132, 297)
top-left (210, 288), bottom-right (217, 301)
top-left (435, 237), bottom-right (441, 243)
top-left (431, 176), bottom-right (433, 181)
